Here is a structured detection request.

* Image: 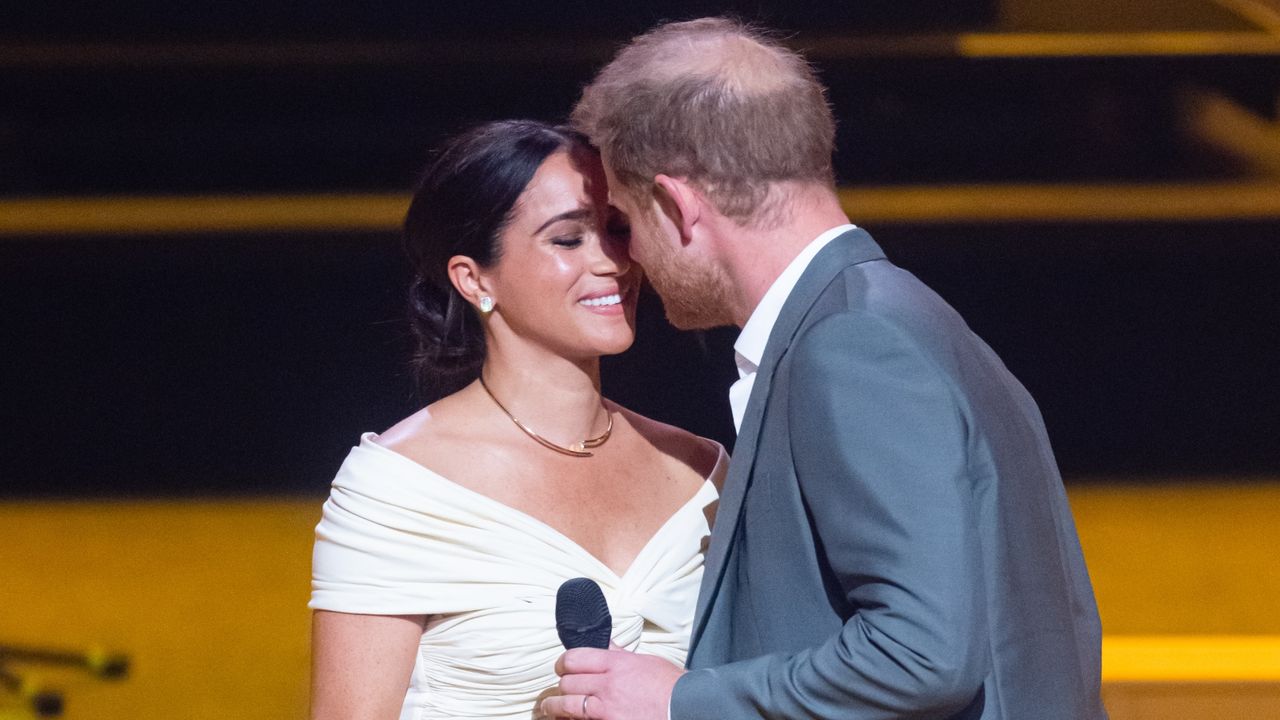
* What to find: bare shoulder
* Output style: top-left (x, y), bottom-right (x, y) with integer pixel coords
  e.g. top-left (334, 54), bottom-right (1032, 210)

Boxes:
top-left (373, 386), bottom-right (490, 474)
top-left (376, 402), bottom-right (450, 453)
top-left (612, 402), bottom-right (723, 481)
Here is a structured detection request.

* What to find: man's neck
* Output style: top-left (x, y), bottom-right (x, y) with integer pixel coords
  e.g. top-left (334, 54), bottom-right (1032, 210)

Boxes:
top-left (715, 184), bottom-right (851, 327)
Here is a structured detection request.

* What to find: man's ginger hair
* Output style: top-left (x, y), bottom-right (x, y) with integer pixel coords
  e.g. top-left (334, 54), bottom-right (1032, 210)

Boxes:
top-left (572, 17), bottom-right (836, 226)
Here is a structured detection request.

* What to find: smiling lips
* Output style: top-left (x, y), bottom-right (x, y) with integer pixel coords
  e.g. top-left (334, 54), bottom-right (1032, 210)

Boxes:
top-left (580, 293), bottom-right (622, 308)
top-left (578, 287), bottom-right (631, 311)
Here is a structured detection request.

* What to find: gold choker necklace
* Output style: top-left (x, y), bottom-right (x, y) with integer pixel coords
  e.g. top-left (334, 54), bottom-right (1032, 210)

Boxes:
top-left (479, 377), bottom-right (612, 457)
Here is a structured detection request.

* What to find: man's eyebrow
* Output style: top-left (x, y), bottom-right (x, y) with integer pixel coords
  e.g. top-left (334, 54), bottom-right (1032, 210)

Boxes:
top-left (534, 207), bottom-right (592, 234)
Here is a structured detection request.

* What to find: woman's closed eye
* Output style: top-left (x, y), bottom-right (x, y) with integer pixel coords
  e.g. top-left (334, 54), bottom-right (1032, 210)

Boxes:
top-left (551, 235), bottom-right (584, 248)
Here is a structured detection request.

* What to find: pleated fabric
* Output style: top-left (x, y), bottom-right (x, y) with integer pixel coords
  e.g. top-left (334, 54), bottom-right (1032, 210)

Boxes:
top-left (311, 433), bottom-right (725, 720)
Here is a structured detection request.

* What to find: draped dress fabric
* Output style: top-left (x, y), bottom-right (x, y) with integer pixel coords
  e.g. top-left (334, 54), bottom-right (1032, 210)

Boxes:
top-left (310, 433), bottom-right (726, 720)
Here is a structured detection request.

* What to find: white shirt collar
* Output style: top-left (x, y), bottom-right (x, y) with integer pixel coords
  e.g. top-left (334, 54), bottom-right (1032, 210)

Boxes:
top-left (733, 224), bottom-right (855, 378)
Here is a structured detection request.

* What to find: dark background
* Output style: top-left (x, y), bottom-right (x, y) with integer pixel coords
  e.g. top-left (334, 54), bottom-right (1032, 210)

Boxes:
top-left (2, 0), bottom-right (1277, 495)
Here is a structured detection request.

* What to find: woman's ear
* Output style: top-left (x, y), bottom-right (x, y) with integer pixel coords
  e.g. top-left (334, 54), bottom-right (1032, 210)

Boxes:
top-left (653, 174), bottom-right (702, 244)
top-left (447, 255), bottom-right (492, 312)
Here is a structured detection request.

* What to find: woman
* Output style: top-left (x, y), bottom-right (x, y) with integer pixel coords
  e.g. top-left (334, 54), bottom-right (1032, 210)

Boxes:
top-left (309, 120), bottom-right (725, 719)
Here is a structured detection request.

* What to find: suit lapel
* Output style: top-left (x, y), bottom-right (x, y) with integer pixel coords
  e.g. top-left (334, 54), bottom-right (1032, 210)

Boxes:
top-left (689, 228), bottom-right (886, 651)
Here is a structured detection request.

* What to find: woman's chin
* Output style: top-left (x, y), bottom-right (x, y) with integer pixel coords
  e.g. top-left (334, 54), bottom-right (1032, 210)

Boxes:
top-left (584, 331), bottom-right (636, 358)
top-left (607, 340), bottom-right (636, 357)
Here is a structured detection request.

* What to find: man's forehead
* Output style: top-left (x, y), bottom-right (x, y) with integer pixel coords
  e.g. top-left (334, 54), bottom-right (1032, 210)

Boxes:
top-left (598, 154), bottom-right (619, 180)
top-left (605, 185), bottom-right (639, 211)
top-left (599, 163), bottom-right (628, 205)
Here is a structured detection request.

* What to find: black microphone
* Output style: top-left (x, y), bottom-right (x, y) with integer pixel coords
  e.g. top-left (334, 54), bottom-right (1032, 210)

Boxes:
top-left (555, 577), bottom-right (612, 649)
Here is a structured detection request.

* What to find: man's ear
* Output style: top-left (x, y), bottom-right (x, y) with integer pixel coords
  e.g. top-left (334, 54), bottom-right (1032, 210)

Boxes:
top-left (653, 174), bottom-right (702, 244)
top-left (447, 255), bottom-right (491, 310)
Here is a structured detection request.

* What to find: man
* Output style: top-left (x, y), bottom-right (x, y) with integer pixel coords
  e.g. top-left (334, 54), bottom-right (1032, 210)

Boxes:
top-left (542, 17), bottom-right (1106, 720)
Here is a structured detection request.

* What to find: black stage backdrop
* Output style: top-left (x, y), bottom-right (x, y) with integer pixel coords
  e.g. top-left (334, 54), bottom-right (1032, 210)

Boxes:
top-left (2, 0), bottom-right (1278, 494)
top-left (3, 221), bottom-right (1277, 496)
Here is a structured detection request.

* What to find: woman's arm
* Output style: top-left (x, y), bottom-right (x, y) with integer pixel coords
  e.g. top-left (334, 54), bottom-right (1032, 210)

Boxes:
top-left (310, 610), bottom-right (426, 720)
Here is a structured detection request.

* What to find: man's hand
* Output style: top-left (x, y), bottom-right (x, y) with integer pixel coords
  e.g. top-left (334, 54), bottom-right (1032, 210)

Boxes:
top-left (540, 647), bottom-right (684, 720)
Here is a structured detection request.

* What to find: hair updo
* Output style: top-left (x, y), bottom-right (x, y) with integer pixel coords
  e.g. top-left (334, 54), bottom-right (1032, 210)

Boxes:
top-left (403, 120), bottom-right (591, 397)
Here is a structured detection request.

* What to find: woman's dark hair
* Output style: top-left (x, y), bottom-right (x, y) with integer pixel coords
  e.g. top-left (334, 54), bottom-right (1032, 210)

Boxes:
top-left (403, 119), bottom-right (591, 397)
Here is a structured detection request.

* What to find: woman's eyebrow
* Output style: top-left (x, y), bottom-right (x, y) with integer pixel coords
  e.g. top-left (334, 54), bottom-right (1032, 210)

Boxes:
top-left (534, 207), bottom-right (592, 234)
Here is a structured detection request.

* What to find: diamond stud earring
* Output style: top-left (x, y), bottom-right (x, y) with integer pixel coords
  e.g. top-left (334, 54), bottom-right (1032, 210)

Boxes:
top-left (479, 296), bottom-right (494, 314)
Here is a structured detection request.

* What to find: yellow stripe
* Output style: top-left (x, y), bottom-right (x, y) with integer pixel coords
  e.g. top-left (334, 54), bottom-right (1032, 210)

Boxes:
top-left (1104, 636), bottom-right (1280, 681)
top-left (803, 31), bottom-right (1280, 58)
top-left (955, 31), bottom-right (1280, 57)
top-left (0, 193), bottom-right (409, 236)
top-left (4, 183), bottom-right (1280, 237)
top-left (842, 182), bottom-right (1280, 223)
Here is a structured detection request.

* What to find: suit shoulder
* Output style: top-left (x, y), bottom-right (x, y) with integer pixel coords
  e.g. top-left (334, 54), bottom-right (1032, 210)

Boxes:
top-left (817, 260), bottom-right (980, 356)
top-left (791, 307), bottom-right (941, 378)
top-left (787, 293), bottom-right (970, 414)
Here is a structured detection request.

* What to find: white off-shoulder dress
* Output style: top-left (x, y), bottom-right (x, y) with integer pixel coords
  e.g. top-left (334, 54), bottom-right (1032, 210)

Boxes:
top-left (310, 432), bottom-right (726, 720)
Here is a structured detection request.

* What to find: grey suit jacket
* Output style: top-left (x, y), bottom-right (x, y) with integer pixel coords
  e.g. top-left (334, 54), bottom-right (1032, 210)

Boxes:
top-left (671, 229), bottom-right (1106, 719)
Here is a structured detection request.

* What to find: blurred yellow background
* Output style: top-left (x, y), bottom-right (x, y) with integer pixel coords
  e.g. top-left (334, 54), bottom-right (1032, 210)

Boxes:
top-left (0, 499), bottom-right (315, 720)
top-left (2, 480), bottom-right (1279, 719)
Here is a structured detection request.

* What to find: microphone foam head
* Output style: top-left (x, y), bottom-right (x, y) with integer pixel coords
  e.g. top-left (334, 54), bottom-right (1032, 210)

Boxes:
top-left (555, 577), bottom-right (612, 649)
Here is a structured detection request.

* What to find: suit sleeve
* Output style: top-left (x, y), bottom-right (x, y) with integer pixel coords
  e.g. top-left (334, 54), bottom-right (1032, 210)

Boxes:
top-left (673, 311), bottom-right (988, 719)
